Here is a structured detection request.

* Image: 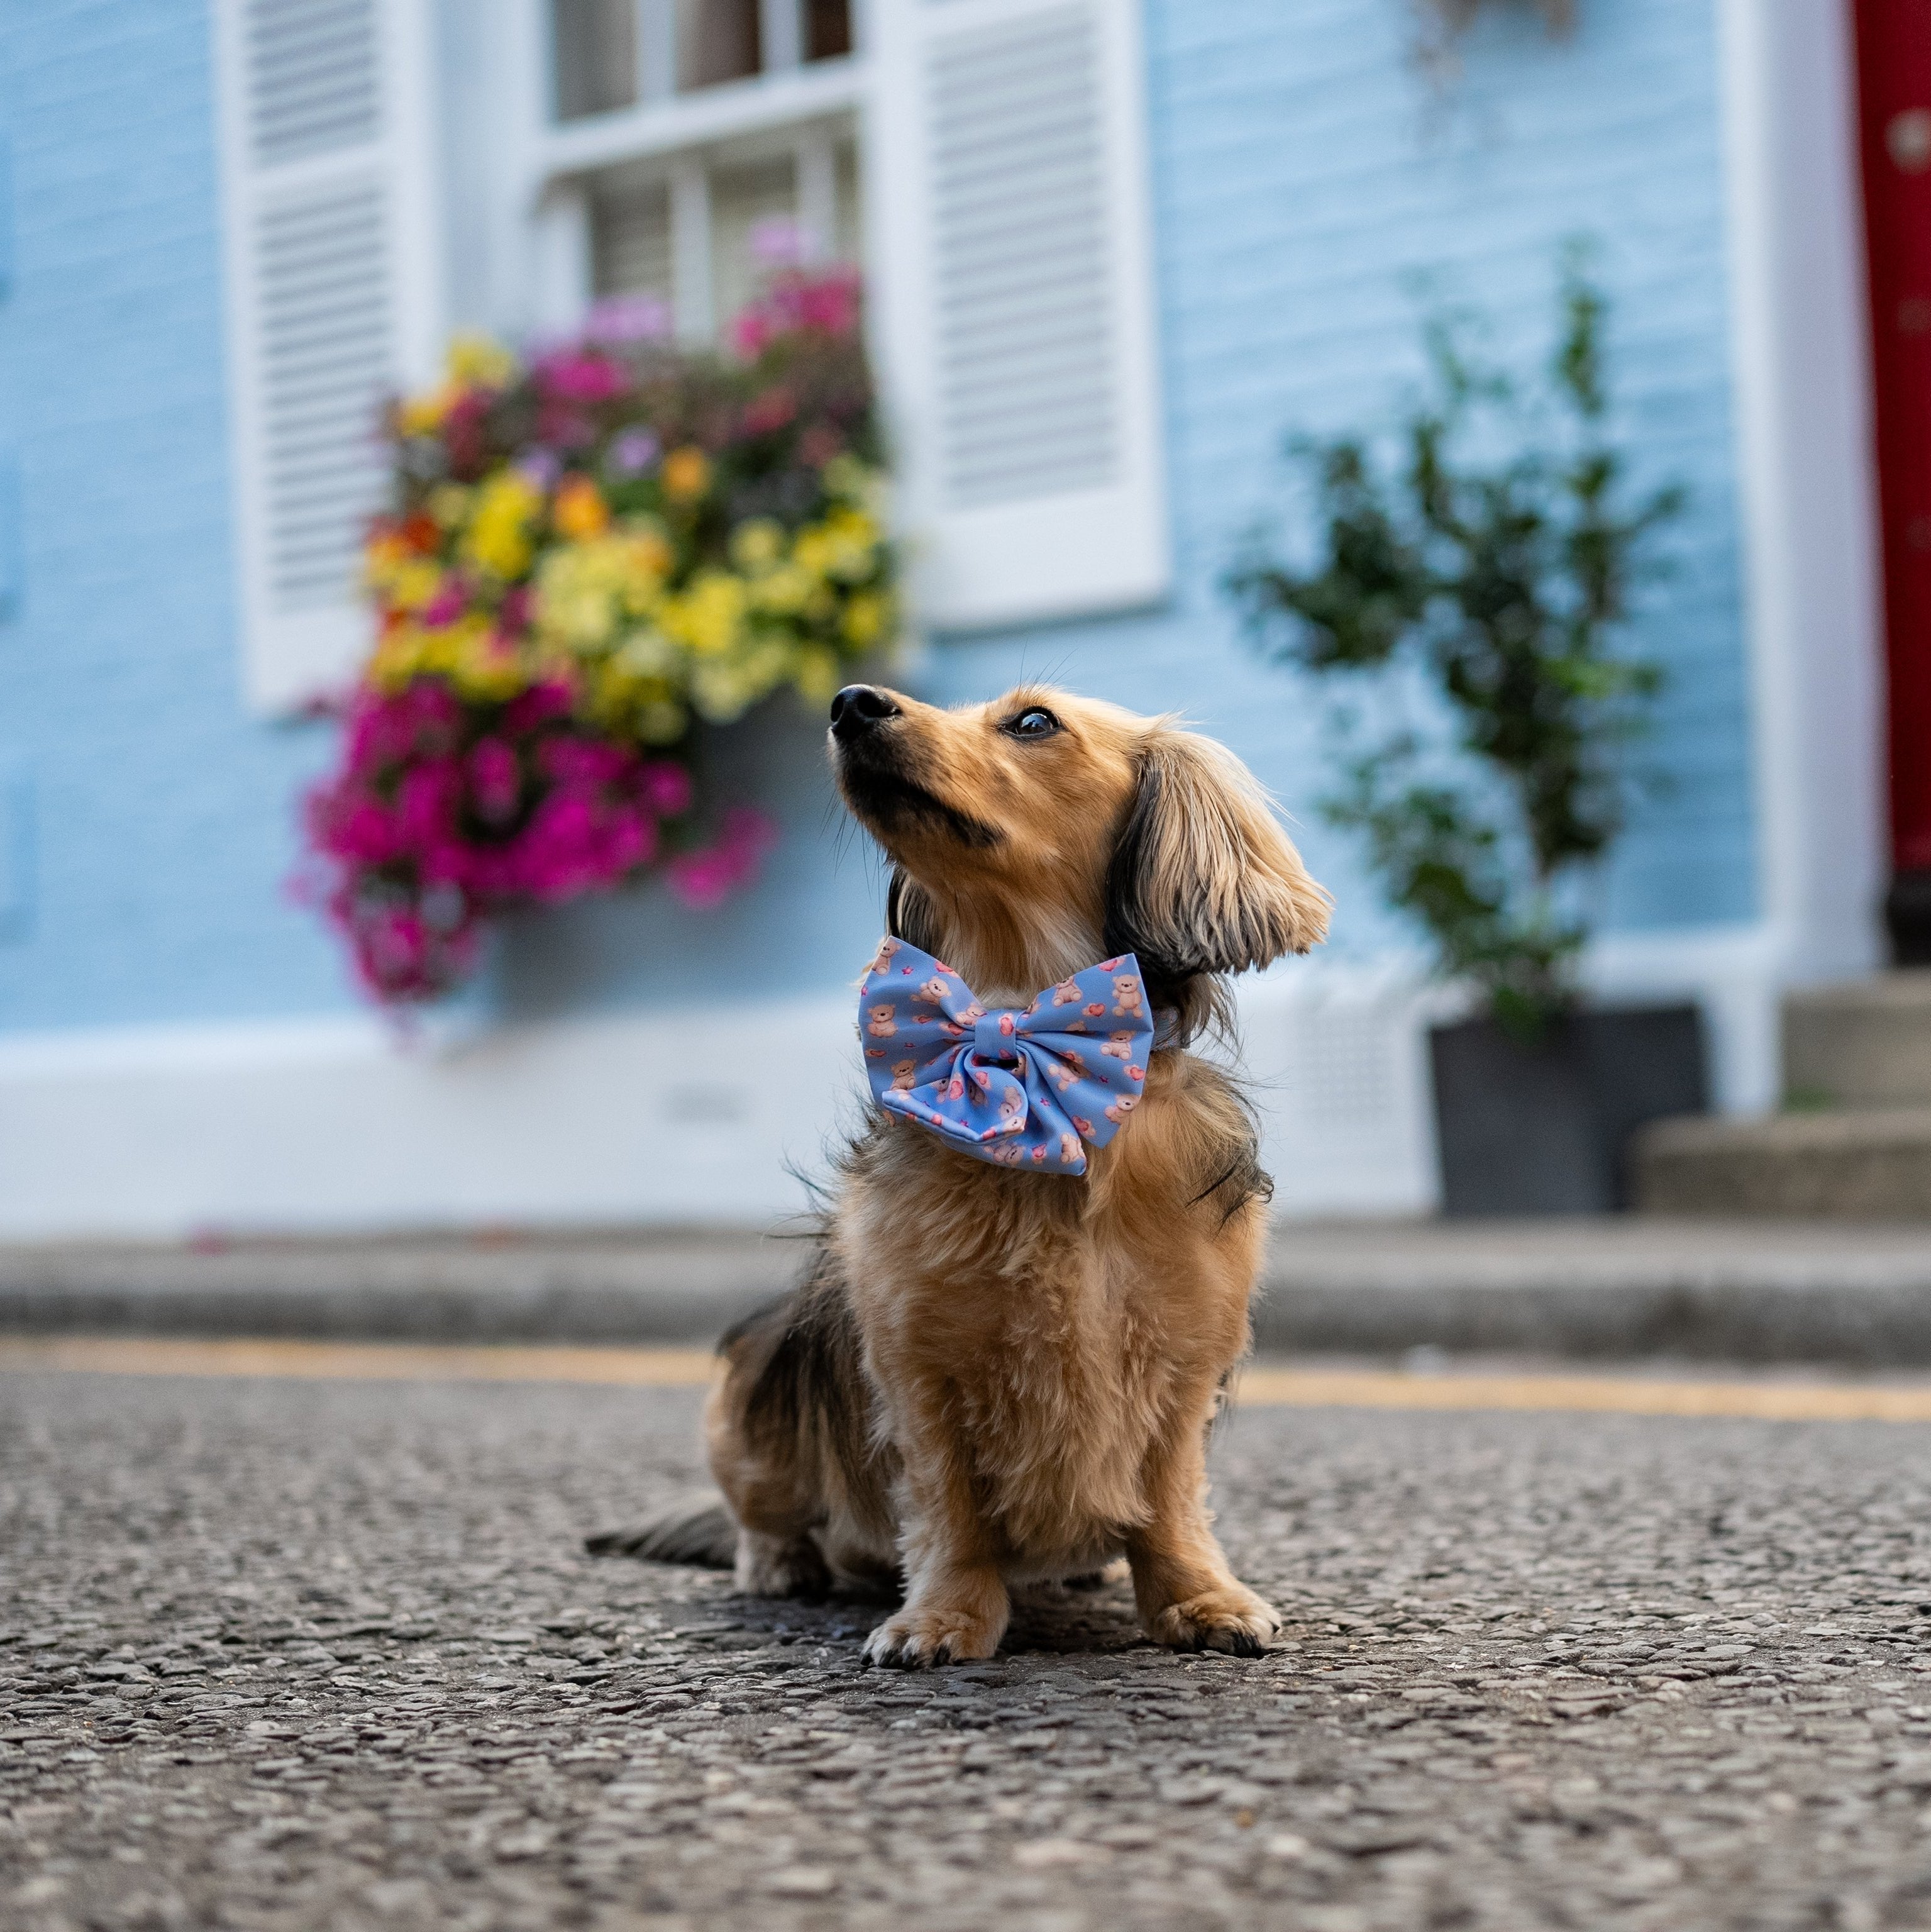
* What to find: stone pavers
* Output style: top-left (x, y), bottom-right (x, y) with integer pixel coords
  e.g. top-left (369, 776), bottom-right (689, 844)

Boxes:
top-left (7, 1368), bottom-right (1931, 1929)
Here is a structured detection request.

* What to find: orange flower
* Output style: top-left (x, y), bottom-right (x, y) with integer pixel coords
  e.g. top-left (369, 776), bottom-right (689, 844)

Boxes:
top-left (661, 446), bottom-right (711, 502)
top-left (401, 511), bottom-right (441, 555)
top-left (553, 474), bottom-right (611, 541)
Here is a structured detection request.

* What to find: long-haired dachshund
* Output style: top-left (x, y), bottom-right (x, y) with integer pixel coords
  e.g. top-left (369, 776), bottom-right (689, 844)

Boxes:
top-left (592, 684), bottom-right (1331, 1665)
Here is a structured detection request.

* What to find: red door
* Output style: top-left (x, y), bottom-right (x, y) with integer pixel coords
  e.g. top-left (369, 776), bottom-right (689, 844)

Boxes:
top-left (1855, 3), bottom-right (1931, 899)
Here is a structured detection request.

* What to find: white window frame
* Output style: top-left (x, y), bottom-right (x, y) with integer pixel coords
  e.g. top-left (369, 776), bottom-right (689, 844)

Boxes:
top-left (503, 0), bottom-right (868, 343)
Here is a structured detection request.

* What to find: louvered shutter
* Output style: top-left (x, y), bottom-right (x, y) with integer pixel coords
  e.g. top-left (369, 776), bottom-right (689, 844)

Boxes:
top-left (213, 0), bottom-right (445, 713)
top-left (866, 0), bottom-right (1168, 631)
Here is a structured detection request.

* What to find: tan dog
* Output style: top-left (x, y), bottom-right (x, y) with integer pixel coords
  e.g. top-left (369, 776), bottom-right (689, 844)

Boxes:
top-left (591, 684), bottom-right (1330, 1665)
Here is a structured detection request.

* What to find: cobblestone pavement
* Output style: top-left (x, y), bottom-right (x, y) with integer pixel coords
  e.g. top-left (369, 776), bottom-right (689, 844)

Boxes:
top-left (9, 1369), bottom-right (1931, 1930)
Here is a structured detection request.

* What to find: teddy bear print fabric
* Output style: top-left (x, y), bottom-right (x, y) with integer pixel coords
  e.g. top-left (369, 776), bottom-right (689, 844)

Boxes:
top-left (858, 938), bottom-right (1155, 1175)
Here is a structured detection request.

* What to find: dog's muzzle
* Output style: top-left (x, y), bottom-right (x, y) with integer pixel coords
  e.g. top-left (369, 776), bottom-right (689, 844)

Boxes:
top-left (831, 684), bottom-right (901, 744)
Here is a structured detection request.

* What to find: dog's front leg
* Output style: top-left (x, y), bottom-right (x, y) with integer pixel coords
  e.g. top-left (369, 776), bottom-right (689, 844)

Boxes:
top-left (863, 1411), bottom-right (1009, 1669)
top-left (1126, 1409), bottom-right (1280, 1657)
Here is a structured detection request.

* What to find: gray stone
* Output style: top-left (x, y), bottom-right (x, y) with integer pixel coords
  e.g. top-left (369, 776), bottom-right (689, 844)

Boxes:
top-left (9, 1368), bottom-right (1931, 1928)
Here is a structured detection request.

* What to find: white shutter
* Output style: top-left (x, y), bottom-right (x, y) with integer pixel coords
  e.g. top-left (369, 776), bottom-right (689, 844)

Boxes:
top-left (866, 0), bottom-right (1168, 631)
top-left (213, 0), bottom-right (445, 713)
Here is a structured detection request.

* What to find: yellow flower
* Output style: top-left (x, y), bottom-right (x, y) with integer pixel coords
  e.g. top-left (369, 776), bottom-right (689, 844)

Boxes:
top-left (636, 699), bottom-right (688, 745)
top-left (751, 562), bottom-right (814, 617)
top-left (363, 529), bottom-right (412, 585)
top-left (661, 446), bottom-right (711, 502)
top-left (463, 469), bottom-right (543, 581)
top-left (533, 526), bottom-right (675, 657)
top-left (658, 571), bottom-right (747, 657)
top-left (621, 526), bottom-right (675, 601)
top-left (790, 646), bottom-right (842, 704)
top-left (553, 475), bottom-right (611, 541)
top-left (385, 560), bottom-right (445, 614)
top-left (842, 589), bottom-right (888, 648)
top-left (446, 333), bottom-right (517, 390)
top-left (614, 629), bottom-right (680, 679)
top-left (397, 382), bottom-right (458, 438)
top-left (729, 518), bottom-right (785, 573)
top-left (451, 618), bottom-right (529, 701)
top-left (428, 483), bottom-right (473, 531)
top-left (822, 453), bottom-right (887, 515)
top-left (797, 506), bottom-right (881, 584)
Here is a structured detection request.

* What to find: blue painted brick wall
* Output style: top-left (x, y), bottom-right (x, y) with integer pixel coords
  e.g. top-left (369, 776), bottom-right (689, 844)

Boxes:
top-left (0, 0), bottom-right (354, 1033)
top-left (509, 0), bottom-right (1759, 1013)
top-left (0, 0), bottom-right (1757, 1033)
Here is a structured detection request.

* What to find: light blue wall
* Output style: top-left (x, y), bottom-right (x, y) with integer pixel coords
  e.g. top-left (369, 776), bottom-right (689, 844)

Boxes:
top-left (0, 0), bottom-right (1756, 1035)
top-left (0, 0), bottom-right (353, 1033)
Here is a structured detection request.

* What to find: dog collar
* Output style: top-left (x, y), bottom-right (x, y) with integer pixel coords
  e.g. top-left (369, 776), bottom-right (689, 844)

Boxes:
top-left (858, 939), bottom-right (1157, 1175)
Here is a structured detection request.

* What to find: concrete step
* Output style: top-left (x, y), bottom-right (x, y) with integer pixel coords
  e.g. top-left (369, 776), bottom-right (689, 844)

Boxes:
top-left (9, 1218), bottom-right (1931, 1364)
top-left (1632, 1108), bottom-right (1931, 1219)
top-left (1784, 971), bottom-right (1931, 1107)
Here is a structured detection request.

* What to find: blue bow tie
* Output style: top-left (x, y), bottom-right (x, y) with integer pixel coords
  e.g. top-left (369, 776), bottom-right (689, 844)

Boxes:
top-left (858, 939), bottom-right (1158, 1175)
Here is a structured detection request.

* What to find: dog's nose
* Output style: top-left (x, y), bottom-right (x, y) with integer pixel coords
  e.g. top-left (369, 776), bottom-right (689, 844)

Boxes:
top-left (830, 684), bottom-right (901, 742)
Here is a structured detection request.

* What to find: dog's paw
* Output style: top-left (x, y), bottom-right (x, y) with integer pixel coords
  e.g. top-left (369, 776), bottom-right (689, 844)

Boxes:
top-left (1148, 1585), bottom-right (1281, 1658)
top-left (861, 1601), bottom-right (1004, 1669)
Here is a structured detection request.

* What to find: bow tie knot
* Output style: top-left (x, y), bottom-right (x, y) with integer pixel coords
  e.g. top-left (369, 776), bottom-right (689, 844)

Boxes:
top-left (973, 1010), bottom-right (1021, 1062)
top-left (858, 939), bottom-right (1156, 1175)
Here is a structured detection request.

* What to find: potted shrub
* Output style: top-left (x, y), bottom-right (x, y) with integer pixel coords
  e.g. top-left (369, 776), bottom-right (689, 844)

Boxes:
top-left (1229, 252), bottom-right (1706, 1214)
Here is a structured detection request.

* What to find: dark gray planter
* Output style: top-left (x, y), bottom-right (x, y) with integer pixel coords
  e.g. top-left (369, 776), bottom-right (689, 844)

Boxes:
top-left (1429, 1002), bottom-right (1708, 1217)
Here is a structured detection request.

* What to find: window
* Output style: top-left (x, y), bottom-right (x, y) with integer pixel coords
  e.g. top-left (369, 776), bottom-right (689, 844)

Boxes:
top-left (548, 0), bottom-right (855, 123)
top-left (215, 0), bottom-right (1170, 709)
top-left (533, 0), bottom-right (865, 347)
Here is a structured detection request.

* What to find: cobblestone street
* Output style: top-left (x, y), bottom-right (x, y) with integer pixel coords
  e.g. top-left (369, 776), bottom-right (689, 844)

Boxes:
top-left (9, 1362), bottom-right (1931, 1930)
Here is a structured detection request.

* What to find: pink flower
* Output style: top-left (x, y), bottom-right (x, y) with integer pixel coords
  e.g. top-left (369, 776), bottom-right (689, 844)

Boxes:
top-left (741, 386), bottom-right (797, 437)
top-left (638, 760), bottom-right (692, 818)
top-left (667, 806), bottom-right (776, 908)
top-left (468, 738), bottom-right (521, 824)
top-left (421, 580), bottom-right (468, 628)
top-left (728, 266), bottom-right (863, 361)
top-left (534, 349), bottom-right (629, 405)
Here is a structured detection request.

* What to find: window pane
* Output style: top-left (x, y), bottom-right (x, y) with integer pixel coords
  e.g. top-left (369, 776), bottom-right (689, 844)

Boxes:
top-left (591, 176), bottom-right (673, 301)
top-left (805, 0), bottom-right (851, 62)
top-left (711, 155), bottom-right (795, 332)
top-left (551, 0), bottom-right (638, 121)
top-left (675, 0), bottom-right (761, 91)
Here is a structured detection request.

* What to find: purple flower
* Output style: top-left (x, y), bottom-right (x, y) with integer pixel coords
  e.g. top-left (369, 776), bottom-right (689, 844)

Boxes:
top-left (584, 294), bottom-right (673, 345)
top-left (516, 449), bottom-right (562, 492)
top-left (749, 217), bottom-right (803, 269)
top-left (608, 428), bottom-right (661, 478)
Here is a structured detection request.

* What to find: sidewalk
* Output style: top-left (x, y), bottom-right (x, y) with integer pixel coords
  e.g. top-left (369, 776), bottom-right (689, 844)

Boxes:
top-left (4, 1218), bottom-right (1931, 1363)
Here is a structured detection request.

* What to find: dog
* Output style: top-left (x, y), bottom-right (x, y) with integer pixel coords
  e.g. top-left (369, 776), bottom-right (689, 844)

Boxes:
top-left (589, 684), bottom-right (1331, 1664)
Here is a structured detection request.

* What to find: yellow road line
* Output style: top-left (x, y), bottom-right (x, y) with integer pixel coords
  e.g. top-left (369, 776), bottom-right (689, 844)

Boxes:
top-left (1232, 1365), bottom-right (1931, 1424)
top-left (0, 1335), bottom-right (719, 1387)
top-left (6, 1335), bottom-right (1931, 1424)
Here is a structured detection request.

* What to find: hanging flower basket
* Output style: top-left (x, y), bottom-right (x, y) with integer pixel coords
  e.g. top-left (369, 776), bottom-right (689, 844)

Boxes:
top-left (299, 267), bottom-right (896, 1002)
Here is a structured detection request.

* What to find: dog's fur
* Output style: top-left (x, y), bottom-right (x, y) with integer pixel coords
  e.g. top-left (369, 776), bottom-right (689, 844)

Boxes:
top-left (594, 685), bottom-right (1331, 1665)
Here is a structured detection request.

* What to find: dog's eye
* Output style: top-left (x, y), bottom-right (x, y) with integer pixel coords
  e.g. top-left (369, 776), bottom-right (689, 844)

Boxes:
top-left (1004, 708), bottom-right (1061, 740)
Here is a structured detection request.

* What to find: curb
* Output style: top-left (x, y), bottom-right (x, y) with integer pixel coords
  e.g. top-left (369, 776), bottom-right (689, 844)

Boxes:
top-left (0, 1235), bottom-right (797, 1347)
top-left (3, 1221), bottom-right (1930, 1365)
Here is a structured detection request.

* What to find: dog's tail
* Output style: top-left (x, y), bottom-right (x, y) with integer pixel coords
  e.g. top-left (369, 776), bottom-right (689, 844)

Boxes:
top-left (584, 1492), bottom-right (736, 1568)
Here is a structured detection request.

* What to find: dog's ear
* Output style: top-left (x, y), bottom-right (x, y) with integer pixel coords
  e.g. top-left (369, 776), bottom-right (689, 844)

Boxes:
top-left (1104, 728), bottom-right (1331, 979)
top-left (887, 869), bottom-right (944, 954)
